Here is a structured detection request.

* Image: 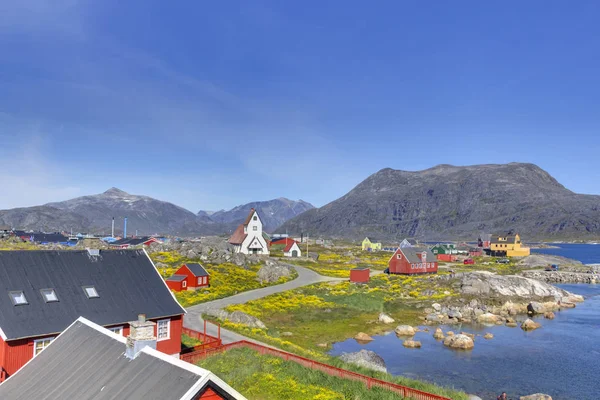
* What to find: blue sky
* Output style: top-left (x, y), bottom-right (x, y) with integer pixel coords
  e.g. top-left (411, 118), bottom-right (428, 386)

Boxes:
top-left (1, 1), bottom-right (599, 212)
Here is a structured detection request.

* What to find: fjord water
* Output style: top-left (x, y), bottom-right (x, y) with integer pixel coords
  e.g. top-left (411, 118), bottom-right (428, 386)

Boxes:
top-left (330, 245), bottom-right (600, 399)
top-left (532, 243), bottom-right (600, 264)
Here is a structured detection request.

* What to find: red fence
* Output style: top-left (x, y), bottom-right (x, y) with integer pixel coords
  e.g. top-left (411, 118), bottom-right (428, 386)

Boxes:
top-left (181, 321), bottom-right (222, 354)
top-left (181, 335), bottom-right (450, 400)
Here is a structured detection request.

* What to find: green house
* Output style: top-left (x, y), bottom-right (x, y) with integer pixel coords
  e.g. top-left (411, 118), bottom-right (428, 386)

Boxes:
top-left (430, 243), bottom-right (456, 255)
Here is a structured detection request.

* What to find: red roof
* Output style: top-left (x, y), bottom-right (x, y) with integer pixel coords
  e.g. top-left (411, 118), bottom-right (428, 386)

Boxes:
top-left (228, 224), bottom-right (247, 245)
top-left (243, 208), bottom-right (256, 225)
top-left (284, 242), bottom-right (297, 252)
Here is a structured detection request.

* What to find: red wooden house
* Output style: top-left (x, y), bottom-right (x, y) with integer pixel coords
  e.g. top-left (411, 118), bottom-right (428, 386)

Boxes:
top-left (388, 247), bottom-right (438, 275)
top-left (110, 236), bottom-right (161, 249)
top-left (166, 263), bottom-right (210, 292)
top-left (0, 249), bottom-right (186, 381)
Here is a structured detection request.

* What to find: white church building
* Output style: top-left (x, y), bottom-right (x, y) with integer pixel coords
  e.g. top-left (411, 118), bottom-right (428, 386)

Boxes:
top-left (228, 208), bottom-right (270, 255)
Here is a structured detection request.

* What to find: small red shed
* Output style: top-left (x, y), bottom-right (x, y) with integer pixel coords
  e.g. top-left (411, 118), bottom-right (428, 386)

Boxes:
top-left (436, 254), bottom-right (456, 262)
top-left (166, 263), bottom-right (210, 292)
top-left (350, 267), bottom-right (370, 283)
top-left (388, 247), bottom-right (438, 275)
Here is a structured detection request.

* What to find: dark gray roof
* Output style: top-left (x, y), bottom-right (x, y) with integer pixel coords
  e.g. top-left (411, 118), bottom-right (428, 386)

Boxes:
top-left (184, 263), bottom-right (209, 277)
top-left (12, 231), bottom-right (70, 243)
top-left (110, 236), bottom-right (152, 246)
top-left (399, 247), bottom-right (437, 263)
top-left (0, 318), bottom-right (243, 400)
top-left (491, 235), bottom-right (517, 244)
top-left (0, 250), bottom-right (185, 341)
top-left (166, 274), bottom-right (187, 282)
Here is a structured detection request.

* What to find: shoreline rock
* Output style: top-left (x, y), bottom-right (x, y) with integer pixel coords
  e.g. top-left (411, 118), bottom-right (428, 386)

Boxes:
top-left (339, 349), bottom-right (387, 373)
top-left (378, 313), bottom-right (395, 324)
top-left (521, 318), bottom-right (541, 331)
top-left (402, 339), bottom-right (422, 348)
top-left (443, 334), bottom-right (474, 350)
top-left (395, 325), bottom-right (416, 336)
top-left (355, 332), bottom-right (374, 342)
top-left (521, 270), bottom-right (598, 284)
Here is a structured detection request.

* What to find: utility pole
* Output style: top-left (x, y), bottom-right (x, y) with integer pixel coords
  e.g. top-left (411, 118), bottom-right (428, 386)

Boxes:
top-left (306, 233), bottom-right (309, 256)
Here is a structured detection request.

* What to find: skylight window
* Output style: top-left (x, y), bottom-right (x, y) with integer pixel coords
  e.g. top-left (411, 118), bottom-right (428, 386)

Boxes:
top-left (40, 288), bottom-right (58, 303)
top-left (9, 291), bottom-right (28, 306)
top-left (82, 286), bottom-right (99, 299)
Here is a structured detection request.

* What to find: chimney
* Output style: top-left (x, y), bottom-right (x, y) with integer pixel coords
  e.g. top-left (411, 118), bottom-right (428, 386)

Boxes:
top-left (124, 217), bottom-right (128, 238)
top-left (111, 217), bottom-right (115, 238)
top-left (125, 314), bottom-right (156, 360)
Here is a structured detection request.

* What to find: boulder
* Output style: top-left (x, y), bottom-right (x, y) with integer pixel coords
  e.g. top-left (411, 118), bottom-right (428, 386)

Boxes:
top-left (520, 394), bottom-right (552, 400)
top-left (339, 349), bottom-right (387, 373)
top-left (544, 312), bottom-right (555, 320)
top-left (443, 334), bottom-right (474, 350)
top-left (394, 325), bottom-right (416, 336)
top-left (460, 332), bottom-right (475, 340)
top-left (484, 333), bottom-right (494, 339)
top-left (317, 343), bottom-right (328, 348)
top-left (426, 313), bottom-right (443, 323)
top-left (528, 302), bottom-right (545, 314)
top-left (521, 318), bottom-right (541, 331)
top-left (506, 322), bottom-right (518, 328)
top-left (468, 395), bottom-right (483, 400)
top-left (447, 310), bottom-right (462, 319)
top-left (281, 332), bottom-right (293, 337)
top-left (378, 313), bottom-right (395, 324)
top-left (446, 331), bottom-right (455, 336)
top-left (433, 328), bottom-right (445, 340)
top-left (228, 311), bottom-right (267, 329)
top-left (432, 303), bottom-right (442, 311)
top-left (355, 332), bottom-right (374, 342)
top-left (477, 313), bottom-right (499, 324)
top-left (403, 340), bottom-right (422, 348)
top-left (257, 262), bottom-right (294, 283)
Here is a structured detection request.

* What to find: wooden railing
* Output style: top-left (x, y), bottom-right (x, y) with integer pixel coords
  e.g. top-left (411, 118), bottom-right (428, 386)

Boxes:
top-left (180, 334), bottom-right (451, 400)
top-left (181, 321), bottom-right (222, 354)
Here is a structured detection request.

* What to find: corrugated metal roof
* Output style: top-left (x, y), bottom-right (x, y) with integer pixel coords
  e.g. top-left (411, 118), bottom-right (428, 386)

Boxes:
top-left (166, 274), bottom-right (187, 282)
top-left (399, 247), bottom-right (437, 263)
top-left (0, 250), bottom-right (185, 340)
top-left (0, 318), bottom-right (245, 400)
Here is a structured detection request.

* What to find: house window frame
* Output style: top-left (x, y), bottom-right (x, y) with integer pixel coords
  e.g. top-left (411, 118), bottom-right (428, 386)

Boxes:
top-left (253, 226), bottom-right (258, 231)
top-left (397, 254), bottom-right (402, 259)
top-left (157, 319), bottom-right (170, 342)
top-left (40, 288), bottom-right (59, 303)
top-left (197, 276), bottom-right (202, 285)
top-left (253, 216), bottom-right (257, 221)
top-left (33, 337), bottom-right (55, 357)
top-left (108, 326), bottom-right (124, 336)
top-left (182, 280), bottom-right (187, 288)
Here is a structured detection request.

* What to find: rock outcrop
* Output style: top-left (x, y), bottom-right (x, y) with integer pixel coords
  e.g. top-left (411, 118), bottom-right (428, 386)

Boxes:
top-left (394, 325), bottom-right (416, 336)
top-left (520, 394), bottom-right (552, 400)
top-left (257, 261), bottom-right (294, 283)
top-left (378, 313), bottom-right (395, 324)
top-left (204, 309), bottom-right (267, 329)
top-left (521, 318), bottom-right (541, 331)
top-left (355, 332), bottom-right (374, 342)
top-left (477, 313), bottom-right (499, 324)
top-left (339, 349), bottom-right (387, 373)
top-left (521, 270), bottom-right (598, 284)
top-left (484, 333), bottom-right (494, 339)
top-left (403, 340), bottom-right (422, 348)
top-left (433, 328), bottom-right (444, 339)
top-left (443, 334), bottom-right (474, 350)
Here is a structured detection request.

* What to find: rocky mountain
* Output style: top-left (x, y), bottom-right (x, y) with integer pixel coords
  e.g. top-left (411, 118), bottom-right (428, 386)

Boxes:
top-left (281, 163), bottom-right (600, 240)
top-left (199, 198), bottom-right (314, 232)
top-left (0, 188), bottom-right (223, 236)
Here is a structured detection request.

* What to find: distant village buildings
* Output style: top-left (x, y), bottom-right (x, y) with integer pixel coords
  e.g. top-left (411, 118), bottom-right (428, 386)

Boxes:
top-left (361, 237), bottom-right (382, 251)
top-left (490, 233), bottom-right (530, 257)
top-left (228, 208), bottom-right (270, 255)
top-left (283, 241), bottom-right (302, 258)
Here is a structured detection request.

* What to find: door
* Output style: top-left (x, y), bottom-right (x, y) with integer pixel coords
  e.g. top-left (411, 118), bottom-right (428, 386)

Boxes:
top-left (291, 250), bottom-right (298, 257)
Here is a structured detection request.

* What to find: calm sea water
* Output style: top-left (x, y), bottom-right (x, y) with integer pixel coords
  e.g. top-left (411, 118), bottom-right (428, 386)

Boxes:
top-left (331, 243), bottom-right (600, 399)
top-left (532, 243), bottom-right (600, 264)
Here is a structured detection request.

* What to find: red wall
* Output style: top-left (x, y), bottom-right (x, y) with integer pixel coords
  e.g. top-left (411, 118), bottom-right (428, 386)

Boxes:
top-left (198, 387), bottom-right (225, 399)
top-left (389, 249), bottom-right (438, 275)
top-left (350, 268), bottom-right (370, 283)
top-left (166, 279), bottom-right (184, 292)
top-left (0, 314), bottom-right (183, 381)
top-left (178, 265), bottom-right (210, 289)
top-left (436, 254), bottom-right (456, 262)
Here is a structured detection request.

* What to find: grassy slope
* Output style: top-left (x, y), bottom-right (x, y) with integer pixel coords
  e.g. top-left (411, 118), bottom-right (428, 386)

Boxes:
top-left (197, 347), bottom-right (468, 400)
top-left (286, 246), bottom-right (390, 277)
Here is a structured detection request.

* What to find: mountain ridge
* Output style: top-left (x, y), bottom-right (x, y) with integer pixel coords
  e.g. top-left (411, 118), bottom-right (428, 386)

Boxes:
top-left (280, 163), bottom-right (600, 240)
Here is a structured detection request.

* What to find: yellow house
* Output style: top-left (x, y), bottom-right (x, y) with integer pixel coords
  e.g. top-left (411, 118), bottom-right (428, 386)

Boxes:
top-left (362, 237), bottom-right (382, 251)
top-left (490, 233), bottom-right (530, 257)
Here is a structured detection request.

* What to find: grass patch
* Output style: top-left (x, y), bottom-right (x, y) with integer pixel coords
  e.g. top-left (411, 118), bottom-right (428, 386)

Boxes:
top-left (150, 251), bottom-right (297, 307)
top-left (287, 247), bottom-right (391, 278)
top-left (181, 333), bottom-right (202, 352)
top-left (209, 273), bottom-right (457, 351)
top-left (196, 347), bottom-right (468, 400)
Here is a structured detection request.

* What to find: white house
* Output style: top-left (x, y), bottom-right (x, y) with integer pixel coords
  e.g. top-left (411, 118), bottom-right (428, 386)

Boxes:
top-left (228, 208), bottom-right (270, 255)
top-left (283, 241), bottom-right (301, 258)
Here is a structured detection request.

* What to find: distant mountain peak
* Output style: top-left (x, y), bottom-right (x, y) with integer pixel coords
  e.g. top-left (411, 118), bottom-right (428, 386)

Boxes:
top-left (104, 187), bottom-right (129, 196)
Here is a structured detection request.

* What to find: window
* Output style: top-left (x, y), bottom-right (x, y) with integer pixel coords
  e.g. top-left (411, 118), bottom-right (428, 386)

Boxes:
top-left (40, 288), bottom-right (58, 303)
top-left (203, 276), bottom-right (207, 285)
top-left (33, 338), bottom-right (54, 356)
top-left (182, 280), bottom-right (187, 288)
top-left (397, 254), bottom-right (402, 259)
top-left (9, 291), bottom-right (28, 306)
top-left (109, 326), bottom-right (123, 336)
top-left (253, 216), bottom-right (257, 221)
top-left (253, 226), bottom-right (257, 231)
top-left (82, 286), bottom-right (99, 298)
top-left (197, 276), bottom-right (202, 285)
top-left (157, 319), bottom-right (170, 341)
